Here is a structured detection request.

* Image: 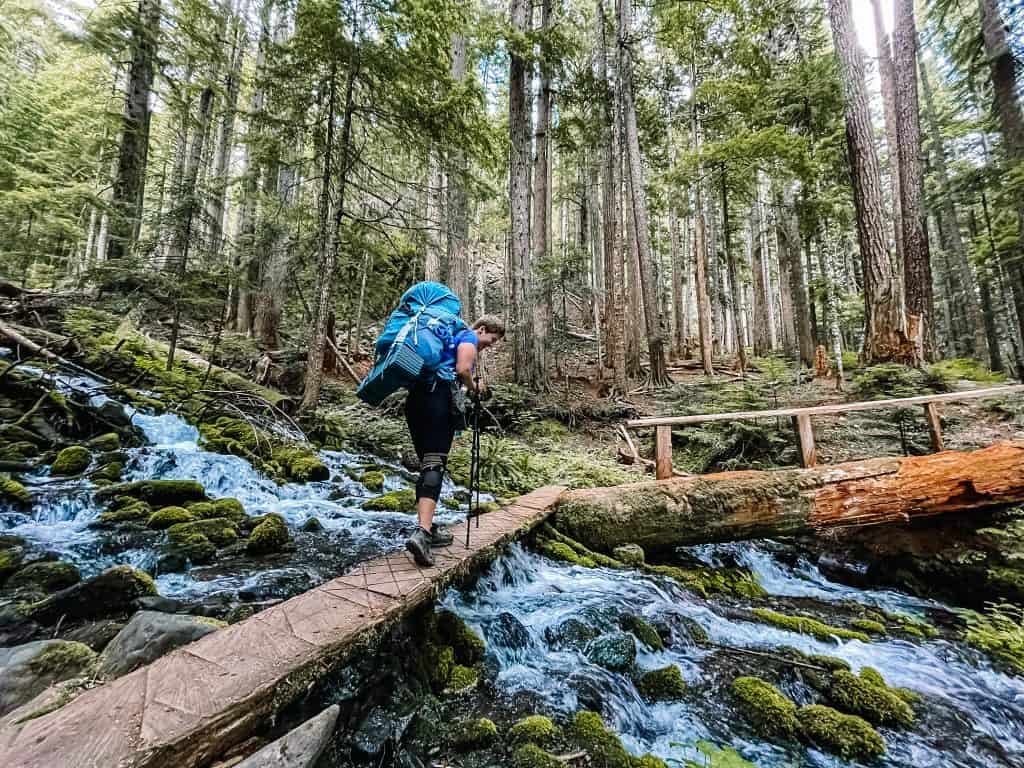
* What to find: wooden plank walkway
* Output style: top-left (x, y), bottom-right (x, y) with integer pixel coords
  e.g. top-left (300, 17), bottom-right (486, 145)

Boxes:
top-left (0, 485), bottom-right (566, 768)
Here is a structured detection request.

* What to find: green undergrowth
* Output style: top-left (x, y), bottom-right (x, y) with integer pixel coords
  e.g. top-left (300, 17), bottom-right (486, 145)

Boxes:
top-left (962, 602), bottom-right (1024, 675)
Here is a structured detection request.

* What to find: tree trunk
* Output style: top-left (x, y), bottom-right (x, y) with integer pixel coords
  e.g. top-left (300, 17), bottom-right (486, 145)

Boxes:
top-left (553, 442), bottom-right (1024, 555)
top-left (869, 0), bottom-right (902, 272)
top-left (107, 0), bottom-right (160, 262)
top-left (721, 175), bottom-right (746, 372)
top-left (750, 184), bottom-right (771, 356)
top-left (893, 0), bottom-right (933, 362)
top-left (670, 200), bottom-right (685, 358)
top-left (826, 0), bottom-right (913, 364)
top-left (165, 86), bottom-right (215, 370)
top-left (531, 0), bottom-right (553, 385)
top-left (595, 0), bottom-right (626, 391)
top-left (691, 63), bottom-right (714, 375)
top-left (448, 33), bottom-right (471, 305)
top-left (777, 184), bottom-right (814, 366)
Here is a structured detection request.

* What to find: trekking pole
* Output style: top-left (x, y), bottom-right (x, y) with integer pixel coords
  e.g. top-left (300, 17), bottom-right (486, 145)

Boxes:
top-left (465, 374), bottom-right (482, 548)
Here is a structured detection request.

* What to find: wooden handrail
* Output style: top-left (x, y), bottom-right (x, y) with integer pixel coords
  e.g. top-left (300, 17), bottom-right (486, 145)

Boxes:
top-left (626, 384), bottom-right (1024, 428)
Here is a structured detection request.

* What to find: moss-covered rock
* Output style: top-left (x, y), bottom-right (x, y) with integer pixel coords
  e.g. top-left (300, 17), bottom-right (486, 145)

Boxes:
top-left (86, 433), bottom-right (121, 452)
top-left (422, 645), bottom-right (454, 692)
top-left (212, 497), bottom-right (246, 521)
top-left (621, 614), bottom-right (664, 651)
top-left (362, 489), bottom-right (417, 513)
top-left (90, 461), bottom-right (123, 483)
top-left (637, 665), bottom-right (687, 702)
top-left (8, 561), bottom-right (80, 592)
top-left (0, 546), bottom-right (25, 583)
top-left (796, 704), bottom-right (885, 761)
top-left (451, 717), bottom-right (497, 750)
top-left (963, 602), bottom-right (1024, 675)
top-left (271, 446), bottom-right (329, 483)
top-left (446, 664), bottom-right (478, 693)
top-left (96, 480), bottom-right (207, 507)
top-left (535, 525), bottom-right (624, 569)
top-left (360, 470), bottom-right (385, 492)
top-left (512, 744), bottom-right (562, 768)
top-left (0, 478), bottom-right (31, 507)
top-left (613, 543), bottom-right (645, 566)
top-left (168, 518), bottom-right (238, 548)
top-left (50, 446), bottom-right (91, 476)
top-left (827, 669), bottom-right (915, 727)
top-left (850, 618), bottom-right (887, 636)
top-left (731, 676), bottom-right (799, 741)
top-left (646, 564), bottom-right (766, 599)
top-left (586, 632), bottom-right (636, 671)
top-left (163, 533), bottom-right (216, 567)
top-left (98, 498), bottom-right (152, 524)
top-left (507, 715), bottom-right (559, 746)
top-left (147, 506), bottom-right (196, 529)
top-left (246, 513), bottom-right (290, 555)
top-left (25, 565), bottom-right (157, 624)
top-left (435, 610), bottom-right (485, 665)
top-left (750, 608), bottom-right (871, 643)
top-left (569, 711), bottom-right (666, 768)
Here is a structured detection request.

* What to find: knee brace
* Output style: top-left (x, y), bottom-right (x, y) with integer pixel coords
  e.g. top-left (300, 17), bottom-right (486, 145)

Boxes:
top-left (415, 452), bottom-right (447, 502)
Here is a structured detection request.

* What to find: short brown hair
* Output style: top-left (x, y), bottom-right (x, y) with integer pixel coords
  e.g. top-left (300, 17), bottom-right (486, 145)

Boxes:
top-left (472, 315), bottom-right (505, 337)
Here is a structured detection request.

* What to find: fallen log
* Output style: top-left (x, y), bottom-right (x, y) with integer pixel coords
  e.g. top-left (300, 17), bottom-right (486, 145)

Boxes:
top-left (552, 442), bottom-right (1024, 556)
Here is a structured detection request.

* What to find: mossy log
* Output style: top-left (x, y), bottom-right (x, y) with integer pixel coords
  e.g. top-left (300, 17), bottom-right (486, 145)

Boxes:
top-left (553, 442), bottom-right (1024, 556)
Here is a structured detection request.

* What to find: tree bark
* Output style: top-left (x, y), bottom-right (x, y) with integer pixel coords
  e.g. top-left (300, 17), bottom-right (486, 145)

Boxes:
top-left (893, 0), bottom-right (933, 362)
top-left (107, 0), bottom-right (160, 262)
top-left (721, 175), bottom-right (746, 372)
top-left (750, 184), bottom-right (771, 356)
top-left (869, 0), bottom-right (902, 271)
top-left (448, 33), bottom-right (471, 306)
top-left (826, 0), bottom-right (913, 364)
top-left (691, 63), bottom-right (714, 376)
top-left (531, 0), bottom-right (553, 385)
top-left (553, 442), bottom-right (1024, 555)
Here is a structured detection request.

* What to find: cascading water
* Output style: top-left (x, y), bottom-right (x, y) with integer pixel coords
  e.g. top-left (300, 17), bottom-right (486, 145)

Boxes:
top-left (440, 544), bottom-right (1024, 768)
top-left (1, 363), bottom-right (464, 601)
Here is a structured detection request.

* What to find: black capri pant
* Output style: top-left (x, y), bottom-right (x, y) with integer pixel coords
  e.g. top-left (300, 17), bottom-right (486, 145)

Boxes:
top-left (405, 380), bottom-right (456, 500)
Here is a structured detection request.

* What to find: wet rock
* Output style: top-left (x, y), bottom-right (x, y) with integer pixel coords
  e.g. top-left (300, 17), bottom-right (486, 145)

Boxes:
top-left (797, 704), bottom-right (885, 761)
top-left (63, 619), bottom-right (126, 652)
top-left (360, 471), bottom-right (385, 492)
top-left (351, 687), bottom-right (420, 761)
top-left (86, 433), bottom-right (121, 452)
top-left (543, 617), bottom-right (599, 651)
top-left (89, 461), bottom-right (123, 483)
top-left (0, 640), bottom-right (97, 716)
top-left (134, 595), bottom-right (188, 613)
top-left (301, 517), bottom-right (324, 533)
top-left (147, 506), bottom-right (196, 529)
top-left (7, 561), bottom-right (80, 592)
top-left (451, 717), bottom-right (497, 750)
top-left (95, 479), bottom-right (208, 507)
top-left (507, 715), bottom-right (559, 747)
top-left (0, 478), bottom-right (31, 508)
top-left (237, 704), bottom-right (339, 768)
top-left (168, 518), bottom-right (238, 548)
top-left (620, 614), bottom-right (663, 651)
top-left (98, 610), bottom-right (224, 679)
top-left (362, 490), bottom-right (417, 514)
top-left (484, 612), bottom-right (532, 655)
top-left (0, 544), bottom-right (25, 583)
top-left (612, 544), bottom-right (645, 566)
top-left (26, 565), bottom-right (158, 625)
top-left (50, 446), bottom-right (91, 476)
top-left (434, 611), bottom-right (485, 665)
top-left (96, 400), bottom-right (132, 428)
top-left (401, 451), bottom-right (421, 472)
top-left (730, 676), bottom-right (799, 741)
top-left (636, 665), bottom-right (686, 702)
top-left (585, 631), bottom-right (636, 672)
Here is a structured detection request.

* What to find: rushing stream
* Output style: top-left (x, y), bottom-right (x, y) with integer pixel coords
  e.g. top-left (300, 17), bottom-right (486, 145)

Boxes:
top-left (3, 358), bottom-right (1024, 767)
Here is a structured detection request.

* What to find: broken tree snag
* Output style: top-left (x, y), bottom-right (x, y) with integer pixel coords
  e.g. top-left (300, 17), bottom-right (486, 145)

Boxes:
top-left (923, 402), bottom-right (943, 451)
top-left (551, 442), bottom-right (1024, 556)
top-left (792, 414), bottom-right (816, 467)
top-left (655, 425), bottom-right (673, 479)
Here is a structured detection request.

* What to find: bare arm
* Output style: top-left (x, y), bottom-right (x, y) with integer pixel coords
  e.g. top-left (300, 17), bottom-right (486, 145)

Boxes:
top-left (455, 342), bottom-right (478, 391)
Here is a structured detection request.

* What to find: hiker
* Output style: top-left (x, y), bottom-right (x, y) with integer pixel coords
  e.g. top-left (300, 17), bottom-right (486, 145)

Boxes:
top-left (404, 315), bottom-right (505, 566)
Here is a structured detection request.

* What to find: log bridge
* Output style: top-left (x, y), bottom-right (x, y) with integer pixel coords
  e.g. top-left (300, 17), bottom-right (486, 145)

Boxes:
top-left (626, 384), bottom-right (1024, 478)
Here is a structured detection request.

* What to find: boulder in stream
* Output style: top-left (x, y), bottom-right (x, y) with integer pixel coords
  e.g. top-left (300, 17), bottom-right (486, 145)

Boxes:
top-left (7, 560), bottom-right (80, 592)
top-left (0, 639), bottom-right (96, 716)
top-left (0, 478), bottom-right (31, 508)
top-left (95, 479), bottom-right (208, 507)
top-left (585, 631), bottom-right (636, 672)
top-left (246, 514), bottom-right (291, 555)
top-left (98, 610), bottom-right (225, 679)
top-left (25, 565), bottom-right (158, 625)
top-left (50, 446), bottom-right (91, 476)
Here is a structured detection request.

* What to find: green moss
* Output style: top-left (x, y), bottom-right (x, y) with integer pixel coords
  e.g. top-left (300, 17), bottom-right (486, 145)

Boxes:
top-left (827, 669), bottom-right (915, 727)
top-left (272, 446), bottom-right (329, 483)
top-left (647, 564), bottom-right (766, 599)
top-left (147, 506), bottom-right (196, 529)
top-left (512, 744), bottom-right (563, 768)
top-left (87, 433), bottom-right (121, 452)
top-left (730, 677), bottom-right (799, 741)
top-left (246, 513), bottom-right (291, 555)
top-left (168, 518), bottom-right (238, 547)
top-left (168, 533), bottom-right (216, 564)
top-left (362, 489), bottom-right (417, 513)
top-left (360, 470), bottom-right (385, 492)
top-left (446, 664), bottom-right (479, 693)
top-left (612, 544), bottom-right (646, 566)
top-left (568, 711), bottom-right (666, 768)
top-left (96, 480), bottom-right (207, 506)
top-left (8, 561), bottom-right (80, 591)
top-left (51, 446), bottom-right (91, 475)
top-left (803, 654), bottom-right (851, 672)
top-left (538, 540), bottom-right (602, 567)
top-left (538, 524), bottom-right (624, 568)
top-left (750, 609), bottom-right (871, 643)
top-left (90, 461), bottom-right (124, 483)
top-left (98, 499), bottom-right (152, 523)
top-left (452, 717), bottom-right (498, 750)
top-left (963, 602), bottom-right (1024, 675)
top-left (796, 705), bottom-right (885, 761)
top-left (213, 497), bottom-right (246, 521)
top-left (0, 547), bottom-right (25, 581)
top-left (435, 610), bottom-right (486, 665)
top-left (680, 742), bottom-right (757, 768)
top-left (637, 665), bottom-right (687, 702)
top-left (1, 478), bottom-right (31, 506)
top-left (928, 357), bottom-right (1006, 384)
top-left (423, 645), bottom-right (455, 691)
top-left (27, 641), bottom-right (97, 677)
top-left (185, 502), bottom-right (216, 519)
top-left (621, 614), bottom-right (664, 651)
top-left (507, 715), bottom-right (559, 747)
top-left (850, 619), bottom-right (887, 635)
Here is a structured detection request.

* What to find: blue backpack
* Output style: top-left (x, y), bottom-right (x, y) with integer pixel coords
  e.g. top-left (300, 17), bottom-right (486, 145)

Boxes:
top-left (356, 282), bottom-right (468, 406)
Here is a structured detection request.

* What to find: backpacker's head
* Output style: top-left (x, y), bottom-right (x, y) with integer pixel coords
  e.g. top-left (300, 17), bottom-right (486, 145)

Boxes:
top-left (472, 316), bottom-right (505, 350)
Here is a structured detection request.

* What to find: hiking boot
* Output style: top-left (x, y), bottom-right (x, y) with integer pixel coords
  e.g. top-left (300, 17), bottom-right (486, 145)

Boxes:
top-left (405, 526), bottom-right (434, 567)
top-left (430, 524), bottom-right (453, 548)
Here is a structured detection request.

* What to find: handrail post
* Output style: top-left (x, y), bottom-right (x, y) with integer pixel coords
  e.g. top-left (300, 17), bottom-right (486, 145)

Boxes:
top-left (923, 402), bottom-right (943, 452)
top-left (792, 414), bottom-right (817, 467)
top-left (655, 425), bottom-right (673, 479)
